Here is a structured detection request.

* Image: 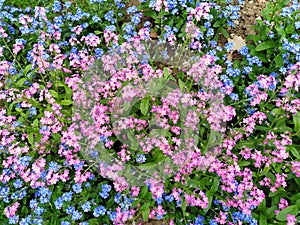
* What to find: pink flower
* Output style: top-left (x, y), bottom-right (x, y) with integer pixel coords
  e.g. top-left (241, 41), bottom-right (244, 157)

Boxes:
top-left (131, 186), bottom-right (140, 197)
top-left (287, 214), bottom-right (297, 225)
top-left (4, 202), bottom-right (20, 218)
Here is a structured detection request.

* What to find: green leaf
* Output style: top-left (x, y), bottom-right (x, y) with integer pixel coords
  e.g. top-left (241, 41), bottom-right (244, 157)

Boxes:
top-left (49, 90), bottom-right (59, 98)
top-left (285, 23), bottom-right (295, 34)
top-left (272, 108), bottom-right (283, 115)
top-left (143, 11), bottom-right (157, 19)
top-left (255, 126), bottom-right (269, 131)
top-left (276, 205), bottom-right (298, 221)
top-left (61, 100), bottom-right (73, 105)
top-left (219, 27), bottom-right (229, 39)
top-left (140, 98), bottom-right (149, 116)
top-left (52, 133), bottom-right (62, 142)
top-left (16, 78), bottom-right (28, 87)
top-left (139, 185), bottom-right (148, 199)
top-left (259, 213), bottom-right (267, 225)
top-left (293, 112), bottom-right (300, 131)
top-left (288, 146), bottom-right (300, 160)
top-left (275, 53), bottom-right (284, 68)
top-left (203, 192), bottom-right (213, 214)
top-left (258, 199), bottom-right (266, 212)
top-left (33, 119), bottom-right (39, 127)
top-left (23, 64), bottom-right (33, 76)
top-left (175, 19), bottom-right (184, 30)
top-left (141, 202), bottom-right (150, 221)
top-left (178, 79), bottom-right (185, 91)
top-left (266, 206), bottom-right (276, 218)
top-left (181, 197), bottom-right (187, 212)
top-left (238, 161), bottom-right (251, 167)
top-left (291, 193), bottom-right (300, 202)
top-left (163, 67), bottom-right (169, 78)
top-left (213, 21), bottom-right (222, 28)
top-left (210, 177), bottom-right (219, 193)
top-left (28, 133), bottom-right (34, 145)
top-left (255, 41), bottom-right (275, 51)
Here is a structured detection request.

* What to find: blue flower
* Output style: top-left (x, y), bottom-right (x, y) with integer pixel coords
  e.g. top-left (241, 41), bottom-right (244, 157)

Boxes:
top-left (92, 15), bottom-right (101, 23)
top-left (54, 16), bottom-right (64, 27)
top-left (238, 46), bottom-right (249, 55)
top-left (61, 221), bottom-right (71, 225)
top-left (195, 215), bottom-right (204, 225)
top-left (13, 179), bottom-right (23, 188)
top-left (64, 1), bottom-right (72, 8)
top-left (95, 48), bottom-right (104, 59)
top-left (99, 184), bottom-right (111, 199)
top-left (245, 107), bottom-right (256, 115)
top-left (206, 28), bottom-right (214, 37)
top-left (34, 207), bottom-right (45, 216)
top-left (136, 154), bottom-right (146, 163)
top-left (156, 197), bottom-right (163, 204)
top-left (62, 191), bottom-right (73, 202)
top-left (114, 193), bottom-right (122, 203)
top-left (82, 201), bottom-right (91, 212)
top-left (204, 21), bottom-right (211, 28)
top-left (30, 199), bottom-right (38, 209)
top-left (28, 107), bottom-right (37, 117)
top-left (71, 210), bottom-right (82, 220)
top-left (66, 206), bottom-right (76, 214)
top-left (20, 215), bottom-right (32, 225)
top-left (9, 215), bottom-right (19, 224)
top-left (0, 186), bottom-right (9, 198)
top-left (131, 12), bottom-right (142, 25)
top-left (54, 197), bottom-right (63, 209)
top-left (123, 23), bottom-right (135, 35)
top-left (49, 161), bottom-right (60, 172)
top-left (104, 10), bottom-right (116, 24)
top-left (224, 42), bottom-right (234, 51)
top-left (90, 0), bottom-right (105, 3)
top-left (243, 66), bottom-right (252, 74)
top-left (72, 184), bottom-right (83, 194)
top-left (93, 205), bottom-right (106, 217)
top-left (108, 211), bottom-right (117, 221)
top-left (230, 93), bottom-right (239, 101)
top-left (105, 25), bottom-right (116, 32)
top-left (209, 219), bottom-right (217, 225)
top-left (127, 6), bottom-right (137, 14)
top-left (52, 0), bottom-right (61, 12)
top-left (99, 135), bottom-right (109, 143)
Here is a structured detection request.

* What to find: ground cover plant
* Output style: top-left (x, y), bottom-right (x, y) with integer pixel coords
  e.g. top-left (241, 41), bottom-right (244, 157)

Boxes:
top-left (0, 0), bottom-right (299, 224)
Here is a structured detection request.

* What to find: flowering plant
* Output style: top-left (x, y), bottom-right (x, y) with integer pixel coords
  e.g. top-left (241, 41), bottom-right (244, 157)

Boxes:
top-left (0, 0), bottom-right (299, 225)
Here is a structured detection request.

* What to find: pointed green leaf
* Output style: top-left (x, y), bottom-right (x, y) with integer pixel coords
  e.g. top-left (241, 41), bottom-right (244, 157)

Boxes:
top-left (255, 41), bottom-right (275, 51)
top-left (28, 133), bottom-right (34, 145)
top-left (259, 214), bottom-right (267, 225)
top-left (141, 202), bottom-right (151, 221)
top-left (140, 98), bottom-right (149, 116)
top-left (293, 112), bottom-right (300, 131)
top-left (23, 64), bottom-right (33, 76)
top-left (33, 119), bottom-right (39, 127)
top-left (276, 205), bottom-right (298, 221)
top-left (61, 100), bottom-right (73, 105)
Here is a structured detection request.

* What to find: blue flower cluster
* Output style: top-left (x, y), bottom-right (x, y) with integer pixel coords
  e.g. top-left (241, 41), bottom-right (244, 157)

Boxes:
top-left (232, 211), bottom-right (258, 225)
top-left (99, 184), bottom-right (112, 199)
top-left (136, 154), bottom-right (146, 163)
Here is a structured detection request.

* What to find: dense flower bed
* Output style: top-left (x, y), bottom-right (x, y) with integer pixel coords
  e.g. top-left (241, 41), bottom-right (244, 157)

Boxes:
top-left (0, 0), bottom-right (300, 224)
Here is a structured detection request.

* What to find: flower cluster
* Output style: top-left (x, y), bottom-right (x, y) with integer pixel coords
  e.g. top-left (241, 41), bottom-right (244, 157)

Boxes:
top-left (0, 0), bottom-right (299, 224)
